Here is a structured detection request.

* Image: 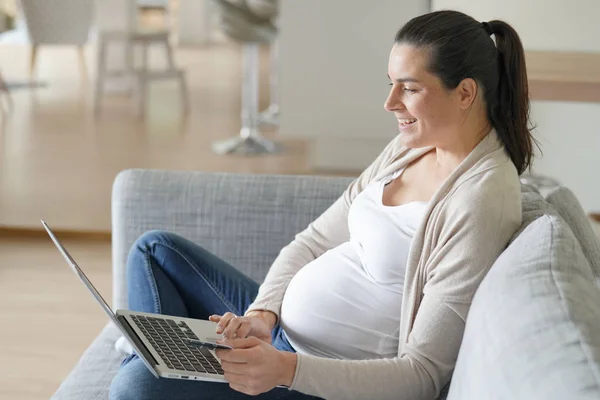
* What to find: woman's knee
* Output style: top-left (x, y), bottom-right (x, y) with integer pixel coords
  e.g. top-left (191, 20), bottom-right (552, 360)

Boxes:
top-left (109, 361), bottom-right (150, 400)
top-left (131, 230), bottom-right (180, 254)
top-left (127, 230), bottom-right (180, 269)
top-left (108, 372), bottom-right (133, 400)
top-left (110, 356), bottom-right (173, 400)
top-left (127, 230), bottom-right (213, 271)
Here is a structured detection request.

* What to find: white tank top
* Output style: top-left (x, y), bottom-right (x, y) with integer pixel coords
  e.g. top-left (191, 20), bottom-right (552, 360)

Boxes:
top-left (280, 168), bottom-right (427, 359)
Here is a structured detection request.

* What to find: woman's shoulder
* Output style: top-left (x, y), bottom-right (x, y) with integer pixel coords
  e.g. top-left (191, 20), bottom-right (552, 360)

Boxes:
top-left (445, 157), bottom-right (522, 225)
top-left (452, 130), bottom-right (521, 200)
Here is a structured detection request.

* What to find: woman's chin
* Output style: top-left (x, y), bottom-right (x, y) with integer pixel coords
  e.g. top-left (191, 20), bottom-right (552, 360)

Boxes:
top-left (398, 132), bottom-right (422, 148)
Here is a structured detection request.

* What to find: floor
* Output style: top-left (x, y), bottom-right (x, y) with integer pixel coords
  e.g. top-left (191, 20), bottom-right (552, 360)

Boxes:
top-left (0, 233), bottom-right (112, 400)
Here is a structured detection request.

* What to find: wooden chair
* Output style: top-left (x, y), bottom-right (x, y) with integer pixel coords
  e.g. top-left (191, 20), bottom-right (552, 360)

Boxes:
top-left (20, 0), bottom-right (93, 77)
top-left (94, 28), bottom-right (189, 117)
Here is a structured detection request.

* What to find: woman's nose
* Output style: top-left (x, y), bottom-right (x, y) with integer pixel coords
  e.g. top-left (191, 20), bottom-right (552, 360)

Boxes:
top-left (384, 90), bottom-right (402, 112)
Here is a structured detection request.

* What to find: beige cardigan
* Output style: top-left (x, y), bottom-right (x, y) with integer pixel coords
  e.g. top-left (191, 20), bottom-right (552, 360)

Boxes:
top-left (246, 129), bottom-right (522, 400)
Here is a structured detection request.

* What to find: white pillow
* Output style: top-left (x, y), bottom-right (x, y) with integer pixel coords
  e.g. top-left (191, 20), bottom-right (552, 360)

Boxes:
top-left (448, 214), bottom-right (600, 400)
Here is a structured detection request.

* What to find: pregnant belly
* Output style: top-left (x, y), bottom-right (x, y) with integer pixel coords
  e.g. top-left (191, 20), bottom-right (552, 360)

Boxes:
top-left (279, 242), bottom-right (401, 359)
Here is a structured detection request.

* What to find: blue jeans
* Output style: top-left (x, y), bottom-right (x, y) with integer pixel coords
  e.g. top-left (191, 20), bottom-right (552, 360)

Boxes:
top-left (109, 230), bottom-right (321, 400)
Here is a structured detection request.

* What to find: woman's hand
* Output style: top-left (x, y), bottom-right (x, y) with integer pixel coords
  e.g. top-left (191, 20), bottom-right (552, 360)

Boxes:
top-left (215, 337), bottom-right (297, 396)
top-left (209, 312), bottom-right (274, 344)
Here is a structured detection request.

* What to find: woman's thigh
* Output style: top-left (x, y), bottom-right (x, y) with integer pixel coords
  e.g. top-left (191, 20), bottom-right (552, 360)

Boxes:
top-left (109, 356), bottom-right (320, 400)
top-left (127, 230), bottom-right (260, 319)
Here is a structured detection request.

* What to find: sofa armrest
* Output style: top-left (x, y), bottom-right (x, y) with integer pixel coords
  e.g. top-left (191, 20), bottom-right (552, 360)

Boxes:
top-left (110, 169), bottom-right (352, 311)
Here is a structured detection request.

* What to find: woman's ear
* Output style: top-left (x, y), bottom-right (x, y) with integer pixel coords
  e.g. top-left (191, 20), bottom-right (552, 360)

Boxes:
top-left (456, 78), bottom-right (478, 110)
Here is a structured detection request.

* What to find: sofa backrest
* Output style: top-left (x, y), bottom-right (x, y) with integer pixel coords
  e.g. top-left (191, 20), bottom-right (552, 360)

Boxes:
top-left (542, 186), bottom-right (600, 282)
top-left (447, 186), bottom-right (600, 399)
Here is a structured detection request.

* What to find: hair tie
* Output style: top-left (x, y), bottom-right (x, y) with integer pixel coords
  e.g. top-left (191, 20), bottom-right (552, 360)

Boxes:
top-left (481, 21), bottom-right (493, 36)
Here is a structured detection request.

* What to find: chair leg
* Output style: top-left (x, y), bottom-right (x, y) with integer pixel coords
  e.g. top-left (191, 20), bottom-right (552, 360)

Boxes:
top-left (30, 45), bottom-right (38, 76)
top-left (241, 42), bottom-right (259, 134)
top-left (135, 74), bottom-right (146, 117)
top-left (142, 40), bottom-right (149, 72)
top-left (259, 38), bottom-right (279, 126)
top-left (0, 70), bottom-right (12, 112)
top-left (78, 45), bottom-right (88, 81)
top-left (125, 37), bottom-right (134, 73)
top-left (94, 37), bottom-right (107, 114)
top-left (163, 36), bottom-right (176, 71)
top-left (135, 41), bottom-right (150, 118)
top-left (163, 34), bottom-right (187, 114)
top-left (269, 39), bottom-right (279, 108)
top-left (179, 71), bottom-right (189, 115)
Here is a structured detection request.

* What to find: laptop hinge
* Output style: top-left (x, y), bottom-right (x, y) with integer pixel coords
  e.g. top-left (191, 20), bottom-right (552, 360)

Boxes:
top-left (117, 314), bottom-right (159, 367)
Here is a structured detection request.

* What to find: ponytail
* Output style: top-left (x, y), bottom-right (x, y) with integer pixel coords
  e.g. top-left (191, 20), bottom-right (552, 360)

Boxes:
top-left (487, 20), bottom-right (535, 174)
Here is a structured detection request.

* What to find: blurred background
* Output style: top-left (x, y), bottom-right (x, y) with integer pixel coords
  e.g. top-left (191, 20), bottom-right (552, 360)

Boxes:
top-left (0, 0), bottom-right (599, 399)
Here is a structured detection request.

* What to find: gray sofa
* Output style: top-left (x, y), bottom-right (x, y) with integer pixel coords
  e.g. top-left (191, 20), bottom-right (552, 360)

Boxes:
top-left (51, 169), bottom-right (600, 400)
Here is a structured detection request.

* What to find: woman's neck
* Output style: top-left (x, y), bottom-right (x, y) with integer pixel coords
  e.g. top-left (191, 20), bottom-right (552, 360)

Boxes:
top-left (433, 122), bottom-right (493, 175)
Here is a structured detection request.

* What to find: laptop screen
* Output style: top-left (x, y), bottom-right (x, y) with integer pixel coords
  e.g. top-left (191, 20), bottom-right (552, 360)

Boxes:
top-left (41, 220), bottom-right (158, 377)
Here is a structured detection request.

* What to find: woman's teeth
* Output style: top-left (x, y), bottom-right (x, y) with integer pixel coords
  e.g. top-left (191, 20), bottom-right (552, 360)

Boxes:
top-left (398, 118), bottom-right (417, 126)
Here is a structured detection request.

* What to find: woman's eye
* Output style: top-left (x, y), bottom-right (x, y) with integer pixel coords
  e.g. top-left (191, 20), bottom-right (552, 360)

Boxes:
top-left (388, 83), bottom-right (416, 92)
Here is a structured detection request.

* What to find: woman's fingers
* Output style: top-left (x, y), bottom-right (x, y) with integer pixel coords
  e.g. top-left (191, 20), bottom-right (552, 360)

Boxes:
top-left (236, 323), bottom-right (252, 339)
top-left (222, 316), bottom-right (247, 339)
top-left (212, 313), bottom-right (256, 340)
top-left (220, 360), bottom-right (248, 374)
top-left (216, 312), bottom-right (236, 334)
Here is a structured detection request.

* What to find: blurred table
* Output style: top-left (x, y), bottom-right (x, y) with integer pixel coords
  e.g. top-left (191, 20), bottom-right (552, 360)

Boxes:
top-left (527, 51), bottom-right (600, 103)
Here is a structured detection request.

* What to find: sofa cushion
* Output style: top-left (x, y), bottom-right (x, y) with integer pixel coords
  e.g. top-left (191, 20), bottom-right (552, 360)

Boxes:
top-left (51, 324), bottom-right (123, 400)
top-left (447, 212), bottom-right (600, 399)
top-left (543, 186), bottom-right (600, 282)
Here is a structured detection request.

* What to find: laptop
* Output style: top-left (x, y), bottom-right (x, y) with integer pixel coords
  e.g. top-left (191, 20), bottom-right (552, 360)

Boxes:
top-left (42, 220), bottom-right (229, 383)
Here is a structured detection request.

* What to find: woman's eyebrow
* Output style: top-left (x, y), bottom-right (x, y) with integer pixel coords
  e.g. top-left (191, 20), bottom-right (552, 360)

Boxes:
top-left (387, 74), bottom-right (421, 83)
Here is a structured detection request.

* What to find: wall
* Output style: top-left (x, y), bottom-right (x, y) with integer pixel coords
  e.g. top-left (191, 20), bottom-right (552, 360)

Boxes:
top-left (529, 102), bottom-right (600, 212)
top-left (278, 0), bottom-right (429, 146)
top-left (432, 0), bottom-right (600, 52)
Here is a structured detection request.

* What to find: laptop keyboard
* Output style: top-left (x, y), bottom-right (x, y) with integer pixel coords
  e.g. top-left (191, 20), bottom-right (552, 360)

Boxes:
top-left (130, 315), bottom-right (224, 375)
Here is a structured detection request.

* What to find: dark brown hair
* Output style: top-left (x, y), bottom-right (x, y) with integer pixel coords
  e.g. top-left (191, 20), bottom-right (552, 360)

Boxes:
top-left (395, 10), bottom-right (535, 174)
